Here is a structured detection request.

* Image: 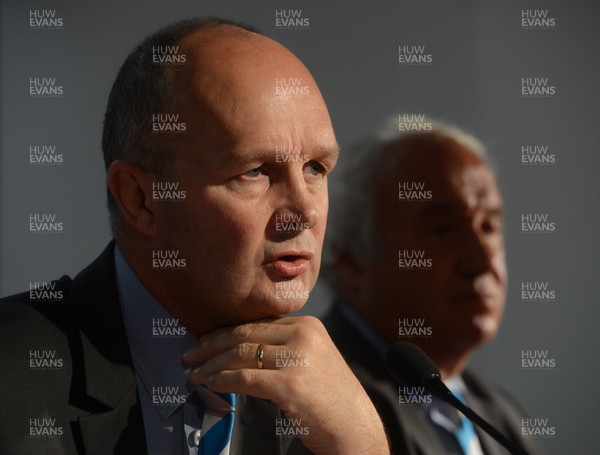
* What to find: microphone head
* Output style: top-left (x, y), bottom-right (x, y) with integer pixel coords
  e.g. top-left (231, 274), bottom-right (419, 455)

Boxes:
top-left (385, 341), bottom-right (441, 387)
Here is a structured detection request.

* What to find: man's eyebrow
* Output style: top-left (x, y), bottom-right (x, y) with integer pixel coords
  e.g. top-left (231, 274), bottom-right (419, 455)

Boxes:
top-left (421, 203), bottom-right (460, 215)
top-left (214, 144), bottom-right (341, 168)
top-left (421, 203), bottom-right (504, 217)
top-left (484, 207), bottom-right (505, 218)
top-left (224, 150), bottom-right (274, 166)
top-left (202, 149), bottom-right (269, 170)
top-left (314, 144), bottom-right (341, 161)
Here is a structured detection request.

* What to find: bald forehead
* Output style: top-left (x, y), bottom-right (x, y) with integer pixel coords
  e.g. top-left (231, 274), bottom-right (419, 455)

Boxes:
top-left (166, 24), bottom-right (326, 140)
top-left (177, 24), bottom-right (299, 73)
top-left (154, 23), bottom-right (334, 173)
top-left (171, 24), bottom-right (317, 115)
top-left (179, 25), bottom-right (262, 55)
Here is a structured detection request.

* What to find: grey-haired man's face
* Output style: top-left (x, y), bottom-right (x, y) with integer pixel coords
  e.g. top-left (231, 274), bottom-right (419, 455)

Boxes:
top-left (351, 137), bottom-right (507, 354)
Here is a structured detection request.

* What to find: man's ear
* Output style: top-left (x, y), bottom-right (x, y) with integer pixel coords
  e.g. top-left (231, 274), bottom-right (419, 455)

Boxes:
top-left (107, 160), bottom-right (158, 237)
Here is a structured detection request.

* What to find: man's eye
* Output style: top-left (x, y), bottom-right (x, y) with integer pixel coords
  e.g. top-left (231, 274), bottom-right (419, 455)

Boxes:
top-left (245, 167), bottom-right (263, 178)
top-left (482, 217), bottom-right (502, 234)
top-left (305, 161), bottom-right (326, 176)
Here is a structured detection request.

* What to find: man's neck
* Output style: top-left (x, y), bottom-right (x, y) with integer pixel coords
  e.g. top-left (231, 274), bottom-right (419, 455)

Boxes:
top-left (423, 343), bottom-right (473, 380)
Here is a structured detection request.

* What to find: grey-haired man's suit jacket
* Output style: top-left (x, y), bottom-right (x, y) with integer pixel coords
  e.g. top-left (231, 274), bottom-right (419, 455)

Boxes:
top-left (322, 304), bottom-right (540, 455)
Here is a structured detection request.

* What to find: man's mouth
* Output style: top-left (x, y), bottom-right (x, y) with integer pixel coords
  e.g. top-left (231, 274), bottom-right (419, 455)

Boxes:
top-left (264, 251), bottom-right (313, 277)
top-left (454, 291), bottom-right (498, 310)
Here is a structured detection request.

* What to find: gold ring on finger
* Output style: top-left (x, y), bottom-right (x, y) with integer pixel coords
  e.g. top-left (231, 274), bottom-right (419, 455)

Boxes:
top-left (256, 344), bottom-right (265, 369)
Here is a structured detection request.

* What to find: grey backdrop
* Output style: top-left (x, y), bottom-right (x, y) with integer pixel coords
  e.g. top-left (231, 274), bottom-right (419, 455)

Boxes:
top-left (2, 1), bottom-right (599, 453)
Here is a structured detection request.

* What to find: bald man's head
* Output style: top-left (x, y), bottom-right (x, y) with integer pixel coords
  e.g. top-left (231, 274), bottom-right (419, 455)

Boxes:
top-left (103, 17), bottom-right (338, 333)
top-left (103, 18), bottom-right (332, 233)
top-left (102, 18), bottom-right (260, 232)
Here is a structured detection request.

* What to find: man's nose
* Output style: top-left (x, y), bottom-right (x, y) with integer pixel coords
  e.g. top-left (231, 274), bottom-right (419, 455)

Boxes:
top-left (455, 228), bottom-right (496, 277)
top-left (268, 180), bottom-right (320, 240)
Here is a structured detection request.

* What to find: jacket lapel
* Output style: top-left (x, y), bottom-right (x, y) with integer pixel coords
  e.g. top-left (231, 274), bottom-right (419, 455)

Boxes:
top-left (366, 376), bottom-right (448, 455)
top-left (464, 375), bottom-right (513, 455)
top-left (69, 242), bottom-right (147, 453)
top-left (77, 384), bottom-right (146, 455)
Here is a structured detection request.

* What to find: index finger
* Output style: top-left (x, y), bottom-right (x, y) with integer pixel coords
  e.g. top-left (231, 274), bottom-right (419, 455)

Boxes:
top-left (183, 317), bottom-right (296, 366)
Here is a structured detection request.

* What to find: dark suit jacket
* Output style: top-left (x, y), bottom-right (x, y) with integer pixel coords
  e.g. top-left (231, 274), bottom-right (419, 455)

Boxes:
top-left (322, 304), bottom-right (540, 455)
top-left (0, 243), bottom-right (310, 455)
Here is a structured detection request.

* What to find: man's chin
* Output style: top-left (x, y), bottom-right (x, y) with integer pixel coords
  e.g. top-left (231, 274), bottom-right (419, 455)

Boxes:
top-left (457, 316), bottom-right (499, 345)
top-left (259, 297), bottom-right (307, 317)
top-left (261, 275), bottom-right (314, 314)
top-left (235, 291), bottom-right (309, 322)
top-left (474, 313), bottom-right (500, 334)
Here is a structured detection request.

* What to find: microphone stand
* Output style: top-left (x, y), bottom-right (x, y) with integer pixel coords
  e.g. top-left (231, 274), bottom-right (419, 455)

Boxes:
top-left (425, 376), bottom-right (529, 455)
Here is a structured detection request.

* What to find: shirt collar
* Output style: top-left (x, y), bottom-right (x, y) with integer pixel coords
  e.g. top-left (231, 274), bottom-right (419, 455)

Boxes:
top-left (114, 245), bottom-right (198, 420)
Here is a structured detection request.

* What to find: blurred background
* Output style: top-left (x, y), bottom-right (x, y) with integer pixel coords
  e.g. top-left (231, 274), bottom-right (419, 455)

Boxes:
top-left (2, 1), bottom-right (599, 453)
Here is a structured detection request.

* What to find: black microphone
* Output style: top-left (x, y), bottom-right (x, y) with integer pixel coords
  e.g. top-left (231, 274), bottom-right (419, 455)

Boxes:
top-left (385, 342), bottom-right (528, 455)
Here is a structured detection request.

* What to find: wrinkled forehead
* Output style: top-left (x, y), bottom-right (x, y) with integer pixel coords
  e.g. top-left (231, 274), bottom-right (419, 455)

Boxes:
top-left (158, 26), bottom-right (335, 169)
top-left (174, 26), bottom-right (322, 109)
